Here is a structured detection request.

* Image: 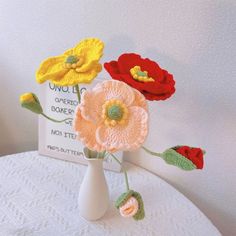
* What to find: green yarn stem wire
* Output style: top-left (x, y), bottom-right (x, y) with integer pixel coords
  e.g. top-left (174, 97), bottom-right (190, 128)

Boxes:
top-left (109, 153), bottom-right (130, 191)
top-left (75, 84), bottom-right (81, 103)
top-left (141, 146), bottom-right (163, 158)
top-left (41, 113), bottom-right (73, 123)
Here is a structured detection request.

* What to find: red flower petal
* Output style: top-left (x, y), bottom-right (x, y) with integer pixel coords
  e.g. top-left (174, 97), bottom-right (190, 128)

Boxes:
top-left (137, 58), bottom-right (164, 80)
top-left (104, 53), bottom-right (176, 101)
top-left (104, 61), bottom-right (122, 80)
top-left (175, 146), bottom-right (204, 169)
top-left (106, 61), bottom-right (120, 73)
top-left (117, 53), bottom-right (143, 74)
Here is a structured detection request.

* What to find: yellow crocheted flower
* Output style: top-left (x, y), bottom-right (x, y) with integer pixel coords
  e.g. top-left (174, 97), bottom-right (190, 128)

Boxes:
top-left (36, 38), bottom-right (104, 86)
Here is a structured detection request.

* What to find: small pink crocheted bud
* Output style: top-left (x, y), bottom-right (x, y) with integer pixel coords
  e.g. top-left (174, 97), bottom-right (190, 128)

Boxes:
top-left (119, 196), bottom-right (139, 218)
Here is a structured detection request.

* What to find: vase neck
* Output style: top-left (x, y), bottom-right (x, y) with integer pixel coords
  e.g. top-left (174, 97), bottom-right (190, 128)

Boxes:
top-left (86, 158), bottom-right (104, 170)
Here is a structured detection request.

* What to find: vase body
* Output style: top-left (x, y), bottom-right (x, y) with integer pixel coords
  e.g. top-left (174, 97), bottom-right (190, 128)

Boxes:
top-left (78, 157), bottom-right (109, 221)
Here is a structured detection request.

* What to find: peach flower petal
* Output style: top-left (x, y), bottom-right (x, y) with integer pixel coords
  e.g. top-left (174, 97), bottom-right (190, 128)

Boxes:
top-left (119, 197), bottom-right (139, 218)
top-left (132, 89), bottom-right (148, 111)
top-left (96, 106), bottom-right (148, 151)
top-left (73, 106), bottom-right (104, 152)
top-left (80, 90), bottom-right (105, 123)
top-left (95, 80), bottom-right (135, 107)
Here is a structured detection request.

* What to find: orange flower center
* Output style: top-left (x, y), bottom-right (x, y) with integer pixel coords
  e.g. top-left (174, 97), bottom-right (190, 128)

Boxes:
top-left (130, 66), bottom-right (154, 82)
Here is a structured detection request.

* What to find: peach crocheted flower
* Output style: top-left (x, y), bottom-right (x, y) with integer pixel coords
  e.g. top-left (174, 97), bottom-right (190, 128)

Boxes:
top-left (73, 80), bottom-right (148, 152)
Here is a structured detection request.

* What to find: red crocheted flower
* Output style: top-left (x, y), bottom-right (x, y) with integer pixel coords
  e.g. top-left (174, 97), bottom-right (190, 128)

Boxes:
top-left (175, 146), bottom-right (204, 169)
top-left (104, 53), bottom-right (175, 101)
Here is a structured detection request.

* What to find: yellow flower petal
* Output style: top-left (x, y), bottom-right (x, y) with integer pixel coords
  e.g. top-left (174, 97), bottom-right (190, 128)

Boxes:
top-left (74, 38), bottom-right (104, 63)
top-left (75, 60), bottom-right (100, 73)
top-left (36, 55), bottom-right (68, 84)
top-left (52, 64), bottom-right (102, 86)
top-left (64, 48), bottom-right (75, 56)
top-left (20, 93), bottom-right (35, 103)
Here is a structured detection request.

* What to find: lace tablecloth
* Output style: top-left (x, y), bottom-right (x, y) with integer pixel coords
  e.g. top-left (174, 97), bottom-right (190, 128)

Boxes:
top-left (0, 151), bottom-right (220, 236)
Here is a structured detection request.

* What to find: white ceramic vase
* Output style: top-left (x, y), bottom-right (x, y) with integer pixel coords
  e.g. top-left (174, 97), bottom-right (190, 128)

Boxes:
top-left (78, 153), bottom-right (109, 221)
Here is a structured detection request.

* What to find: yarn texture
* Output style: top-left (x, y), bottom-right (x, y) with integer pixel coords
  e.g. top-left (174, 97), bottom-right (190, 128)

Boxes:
top-left (174, 146), bottom-right (204, 169)
top-left (104, 53), bottom-right (175, 101)
top-left (116, 190), bottom-right (145, 221)
top-left (73, 80), bottom-right (149, 152)
top-left (20, 93), bottom-right (43, 114)
top-left (162, 148), bottom-right (196, 170)
top-left (36, 38), bottom-right (104, 86)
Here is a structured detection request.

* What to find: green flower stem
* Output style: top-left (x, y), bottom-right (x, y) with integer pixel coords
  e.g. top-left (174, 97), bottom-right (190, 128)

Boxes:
top-left (110, 153), bottom-right (130, 191)
top-left (141, 146), bottom-right (163, 158)
top-left (88, 149), bottom-right (92, 159)
top-left (98, 151), bottom-right (106, 159)
top-left (75, 84), bottom-right (81, 103)
top-left (41, 113), bottom-right (73, 123)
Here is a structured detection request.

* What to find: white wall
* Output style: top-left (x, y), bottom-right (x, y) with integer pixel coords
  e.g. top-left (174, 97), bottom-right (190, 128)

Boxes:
top-left (0, 0), bottom-right (235, 234)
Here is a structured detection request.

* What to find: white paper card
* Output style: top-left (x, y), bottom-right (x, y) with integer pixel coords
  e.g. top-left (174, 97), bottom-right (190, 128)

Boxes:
top-left (38, 80), bottom-right (123, 172)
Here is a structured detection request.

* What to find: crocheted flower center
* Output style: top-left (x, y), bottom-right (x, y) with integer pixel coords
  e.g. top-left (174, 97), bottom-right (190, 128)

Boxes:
top-left (130, 66), bottom-right (154, 82)
top-left (107, 105), bottom-right (123, 120)
top-left (64, 55), bottom-right (84, 70)
top-left (102, 99), bottom-right (128, 126)
top-left (66, 55), bottom-right (78, 64)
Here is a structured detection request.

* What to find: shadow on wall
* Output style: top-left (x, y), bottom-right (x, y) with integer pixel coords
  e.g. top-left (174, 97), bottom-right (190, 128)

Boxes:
top-left (0, 58), bottom-right (38, 156)
top-left (0, 116), bottom-right (16, 156)
top-left (103, 34), bottom-right (136, 64)
top-left (126, 2), bottom-right (236, 235)
top-left (0, 59), bottom-right (18, 156)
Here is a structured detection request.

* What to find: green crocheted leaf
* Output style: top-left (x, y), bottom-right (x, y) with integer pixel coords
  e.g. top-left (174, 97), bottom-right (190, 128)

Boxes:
top-left (132, 191), bottom-right (145, 221)
top-left (21, 101), bottom-right (43, 114)
top-left (162, 148), bottom-right (196, 171)
top-left (32, 93), bottom-right (40, 104)
top-left (115, 190), bottom-right (134, 209)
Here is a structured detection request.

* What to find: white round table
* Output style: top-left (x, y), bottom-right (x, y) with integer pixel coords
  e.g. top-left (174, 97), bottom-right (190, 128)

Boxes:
top-left (0, 151), bottom-right (220, 236)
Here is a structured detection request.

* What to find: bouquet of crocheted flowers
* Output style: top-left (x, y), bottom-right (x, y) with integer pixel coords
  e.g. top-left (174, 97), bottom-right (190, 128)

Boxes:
top-left (20, 38), bottom-right (205, 221)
